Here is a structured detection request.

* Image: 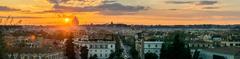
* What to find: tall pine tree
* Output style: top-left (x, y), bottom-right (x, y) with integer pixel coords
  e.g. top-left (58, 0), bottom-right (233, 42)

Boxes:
top-left (160, 43), bottom-right (168, 59)
top-left (160, 31), bottom-right (192, 59)
top-left (65, 34), bottom-right (76, 59)
top-left (145, 53), bottom-right (158, 59)
top-left (90, 54), bottom-right (98, 59)
top-left (192, 50), bottom-right (200, 59)
top-left (0, 31), bottom-right (6, 59)
top-left (80, 46), bottom-right (89, 59)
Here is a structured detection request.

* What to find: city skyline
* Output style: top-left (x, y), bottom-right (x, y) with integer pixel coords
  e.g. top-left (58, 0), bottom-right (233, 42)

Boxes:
top-left (1, 0), bottom-right (240, 25)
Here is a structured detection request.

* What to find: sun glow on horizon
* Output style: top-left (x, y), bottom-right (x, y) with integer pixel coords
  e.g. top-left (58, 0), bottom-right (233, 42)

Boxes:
top-left (64, 18), bottom-right (71, 24)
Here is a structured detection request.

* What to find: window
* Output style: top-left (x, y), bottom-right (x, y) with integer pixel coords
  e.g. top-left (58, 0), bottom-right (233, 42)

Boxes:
top-left (100, 54), bottom-right (102, 57)
top-left (105, 54), bottom-right (108, 57)
top-left (100, 45), bottom-right (103, 48)
top-left (105, 45), bottom-right (108, 48)
top-left (237, 44), bottom-right (240, 46)
top-left (189, 44), bottom-right (192, 47)
top-left (110, 45), bottom-right (113, 48)
top-left (148, 44), bottom-right (150, 48)
top-left (24, 56), bottom-right (27, 59)
top-left (230, 44), bottom-right (233, 46)
top-left (155, 44), bottom-right (158, 48)
top-left (95, 45), bottom-right (98, 48)
top-left (90, 45), bottom-right (93, 48)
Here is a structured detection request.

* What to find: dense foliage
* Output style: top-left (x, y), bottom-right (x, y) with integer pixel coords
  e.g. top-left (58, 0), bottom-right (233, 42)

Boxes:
top-left (145, 53), bottom-right (158, 59)
top-left (0, 31), bottom-right (6, 59)
top-left (160, 31), bottom-right (192, 59)
top-left (65, 35), bottom-right (76, 59)
top-left (89, 54), bottom-right (98, 59)
top-left (80, 46), bottom-right (89, 59)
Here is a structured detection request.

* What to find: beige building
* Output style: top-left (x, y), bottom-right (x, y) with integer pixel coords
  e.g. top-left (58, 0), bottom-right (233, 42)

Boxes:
top-left (74, 41), bottom-right (116, 59)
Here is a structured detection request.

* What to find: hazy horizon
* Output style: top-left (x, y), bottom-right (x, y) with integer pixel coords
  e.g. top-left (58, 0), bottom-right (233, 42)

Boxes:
top-left (1, 0), bottom-right (240, 25)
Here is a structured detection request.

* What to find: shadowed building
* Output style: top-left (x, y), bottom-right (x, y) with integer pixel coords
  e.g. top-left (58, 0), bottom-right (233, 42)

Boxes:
top-left (5, 35), bottom-right (65, 59)
top-left (199, 47), bottom-right (240, 59)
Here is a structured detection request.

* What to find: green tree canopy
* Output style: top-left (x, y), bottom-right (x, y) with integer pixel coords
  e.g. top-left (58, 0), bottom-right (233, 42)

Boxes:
top-left (160, 31), bottom-right (192, 59)
top-left (145, 53), bottom-right (158, 59)
top-left (0, 31), bottom-right (6, 59)
top-left (65, 35), bottom-right (76, 59)
top-left (90, 54), bottom-right (98, 59)
top-left (80, 46), bottom-right (89, 59)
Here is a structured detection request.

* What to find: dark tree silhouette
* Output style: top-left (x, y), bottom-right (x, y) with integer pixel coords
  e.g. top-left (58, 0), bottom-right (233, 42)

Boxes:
top-left (130, 47), bottom-right (139, 59)
top-left (145, 53), bottom-right (158, 59)
top-left (108, 34), bottom-right (124, 59)
top-left (160, 43), bottom-right (168, 59)
top-left (192, 50), bottom-right (200, 59)
top-left (90, 54), bottom-right (98, 59)
top-left (0, 31), bottom-right (6, 59)
top-left (80, 46), bottom-right (89, 59)
top-left (129, 37), bottom-right (139, 59)
top-left (115, 35), bottom-right (123, 57)
top-left (65, 35), bottom-right (76, 59)
top-left (160, 31), bottom-right (192, 59)
top-left (108, 50), bottom-right (115, 59)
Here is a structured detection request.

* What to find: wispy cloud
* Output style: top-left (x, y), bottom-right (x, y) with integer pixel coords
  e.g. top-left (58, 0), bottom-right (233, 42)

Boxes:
top-left (164, 0), bottom-right (219, 10)
top-left (99, 3), bottom-right (147, 12)
top-left (42, 0), bottom-right (148, 15)
top-left (202, 6), bottom-right (220, 9)
top-left (165, 0), bottom-right (218, 5)
top-left (196, 0), bottom-right (218, 5)
top-left (0, 6), bottom-right (20, 11)
top-left (165, 1), bottom-right (194, 4)
top-left (0, 16), bottom-right (45, 19)
top-left (168, 9), bottom-right (180, 11)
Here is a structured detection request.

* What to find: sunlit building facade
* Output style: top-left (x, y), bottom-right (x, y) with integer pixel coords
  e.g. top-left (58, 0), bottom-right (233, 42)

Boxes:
top-left (74, 40), bottom-right (116, 59)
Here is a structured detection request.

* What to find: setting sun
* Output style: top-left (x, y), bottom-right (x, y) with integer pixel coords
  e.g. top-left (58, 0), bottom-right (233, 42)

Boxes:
top-left (64, 18), bottom-right (71, 23)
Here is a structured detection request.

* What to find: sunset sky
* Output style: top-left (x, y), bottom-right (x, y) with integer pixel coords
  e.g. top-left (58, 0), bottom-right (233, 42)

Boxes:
top-left (0, 0), bottom-right (240, 25)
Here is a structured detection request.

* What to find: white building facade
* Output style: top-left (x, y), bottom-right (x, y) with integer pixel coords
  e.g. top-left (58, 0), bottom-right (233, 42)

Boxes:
top-left (144, 41), bottom-right (163, 56)
top-left (74, 41), bottom-right (116, 59)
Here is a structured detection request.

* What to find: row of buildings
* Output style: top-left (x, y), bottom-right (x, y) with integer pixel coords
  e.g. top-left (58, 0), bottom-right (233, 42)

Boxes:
top-left (4, 35), bottom-right (65, 59)
top-left (133, 31), bottom-right (240, 59)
